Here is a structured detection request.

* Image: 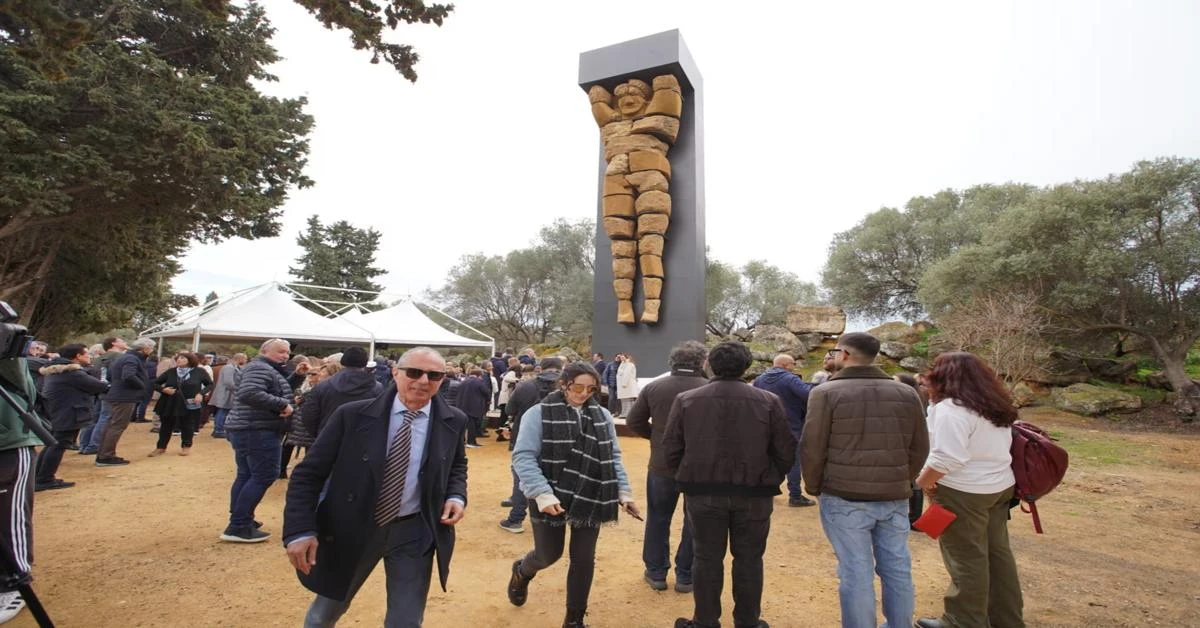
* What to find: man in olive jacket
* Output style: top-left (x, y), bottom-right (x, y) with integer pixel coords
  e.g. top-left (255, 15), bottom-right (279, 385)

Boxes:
top-left (663, 341), bottom-right (795, 628)
top-left (800, 332), bottom-right (928, 628)
top-left (625, 340), bottom-right (708, 593)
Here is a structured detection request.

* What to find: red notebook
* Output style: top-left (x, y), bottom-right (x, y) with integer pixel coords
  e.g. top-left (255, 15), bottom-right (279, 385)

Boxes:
top-left (913, 503), bottom-right (957, 539)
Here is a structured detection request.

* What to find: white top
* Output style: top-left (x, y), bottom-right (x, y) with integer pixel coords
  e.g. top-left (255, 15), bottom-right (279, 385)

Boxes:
top-left (924, 399), bottom-right (1014, 494)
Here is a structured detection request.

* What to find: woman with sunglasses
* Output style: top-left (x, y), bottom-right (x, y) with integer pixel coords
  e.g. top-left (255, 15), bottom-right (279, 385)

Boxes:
top-left (914, 352), bottom-right (1023, 628)
top-left (506, 361), bottom-right (641, 628)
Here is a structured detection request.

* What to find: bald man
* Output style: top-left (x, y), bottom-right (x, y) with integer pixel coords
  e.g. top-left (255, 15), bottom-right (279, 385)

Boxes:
top-left (752, 354), bottom-right (816, 507)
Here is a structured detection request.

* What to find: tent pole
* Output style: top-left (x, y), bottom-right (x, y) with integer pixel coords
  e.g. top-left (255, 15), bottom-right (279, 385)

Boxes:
top-left (191, 327), bottom-right (201, 352)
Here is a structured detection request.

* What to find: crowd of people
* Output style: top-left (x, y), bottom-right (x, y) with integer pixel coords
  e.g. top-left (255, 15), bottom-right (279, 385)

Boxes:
top-left (10, 331), bottom-right (1028, 628)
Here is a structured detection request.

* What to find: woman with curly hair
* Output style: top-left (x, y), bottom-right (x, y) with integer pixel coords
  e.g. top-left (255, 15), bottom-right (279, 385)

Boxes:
top-left (915, 352), bottom-right (1023, 628)
top-left (506, 361), bottom-right (641, 628)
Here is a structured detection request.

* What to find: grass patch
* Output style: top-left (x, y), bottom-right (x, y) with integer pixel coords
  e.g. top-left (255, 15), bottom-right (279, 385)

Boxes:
top-left (1085, 379), bottom-right (1170, 405)
top-left (1049, 429), bottom-right (1153, 466)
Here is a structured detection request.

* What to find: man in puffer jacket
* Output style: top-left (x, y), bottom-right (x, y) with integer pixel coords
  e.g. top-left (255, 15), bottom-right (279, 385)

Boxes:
top-left (221, 338), bottom-right (294, 544)
top-left (36, 345), bottom-right (108, 491)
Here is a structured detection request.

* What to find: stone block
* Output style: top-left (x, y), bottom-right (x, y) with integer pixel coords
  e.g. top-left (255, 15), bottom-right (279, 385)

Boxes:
top-left (879, 341), bottom-right (912, 360)
top-left (653, 74), bottom-right (681, 93)
top-left (601, 120), bottom-right (632, 144)
top-left (646, 89), bottom-right (682, 118)
top-left (625, 170), bottom-right (669, 194)
top-left (639, 254), bottom-right (664, 277)
top-left (613, 257), bottom-right (636, 280)
top-left (605, 153), bottom-right (629, 175)
top-left (643, 277), bottom-right (662, 300)
top-left (602, 195), bottom-right (634, 218)
top-left (603, 217), bottom-right (635, 240)
top-left (588, 85), bottom-right (612, 104)
top-left (635, 190), bottom-right (672, 216)
top-left (785, 305), bottom-right (846, 335)
top-left (604, 175), bottom-right (632, 197)
top-left (751, 324), bottom-right (805, 355)
top-left (899, 357), bottom-right (930, 373)
top-left (617, 300), bottom-right (635, 325)
top-left (1011, 382), bottom-right (1038, 408)
top-left (591, 102), bottom-right (618, 126)
top-left (610, 240), bottom-right (637, 259)
top-left (641, 299), bottom-right (661, 324)
top-left (638, 234), bottom-right (664, 256)
top-left (866, 322), bottom-right (920, 344)
top-left (632, 115), bottom-right (680, 143)
top-left (604, 134), bottom-right (668, 161)
top-left (613, 279), bottom-right (633, 300)
top-left (629, 151), bottom-right (672, 179)
top-left (637, 213), bottom-right (670, 237)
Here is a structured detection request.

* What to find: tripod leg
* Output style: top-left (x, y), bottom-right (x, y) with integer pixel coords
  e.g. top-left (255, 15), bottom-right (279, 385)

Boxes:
top-left (17, 585), bottom-right (53, 627)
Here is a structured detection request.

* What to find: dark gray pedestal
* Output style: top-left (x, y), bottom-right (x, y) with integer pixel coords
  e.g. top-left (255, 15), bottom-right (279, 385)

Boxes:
top-left (580, 30), bottom-right (706, 377)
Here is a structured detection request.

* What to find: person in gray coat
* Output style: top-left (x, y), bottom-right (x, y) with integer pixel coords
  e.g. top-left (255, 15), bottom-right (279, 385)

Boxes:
top-left (209, 353), bottom-right (246, 438)
top-left (221, 339), bottom-right (294, 544)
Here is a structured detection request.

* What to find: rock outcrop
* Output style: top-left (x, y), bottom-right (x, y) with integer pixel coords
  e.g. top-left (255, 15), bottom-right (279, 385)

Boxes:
top-left (1051, 383), bottom-right (1142, 415)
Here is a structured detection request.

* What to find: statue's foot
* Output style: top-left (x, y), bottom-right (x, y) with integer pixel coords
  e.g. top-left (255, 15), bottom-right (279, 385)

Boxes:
top-left (617, 300), bottom-right (635, 325)
top-left (640, 299), bottom-right (661, 324)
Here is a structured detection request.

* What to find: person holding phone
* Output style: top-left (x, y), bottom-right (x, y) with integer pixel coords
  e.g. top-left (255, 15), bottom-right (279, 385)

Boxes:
top-left (506, 361), bottom-right (640, 628)
top-left (148, 352), bottom-right (211, 457)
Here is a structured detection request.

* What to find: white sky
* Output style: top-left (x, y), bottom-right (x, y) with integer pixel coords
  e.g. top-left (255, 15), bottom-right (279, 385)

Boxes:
top-left (172, 0), bottom-right (1200, 304)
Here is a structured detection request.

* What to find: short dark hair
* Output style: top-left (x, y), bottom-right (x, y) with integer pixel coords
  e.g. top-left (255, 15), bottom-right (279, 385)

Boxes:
top-left (669, 340), bottom-right (707, 371)
top-left (707, 341), bottom-right (752, 378)
top-left (101, 337), bottom-right (119, 351)
top-left (58, 344), bottom-right (88, 361)
top-left (593, 352), bottom-right (604, 359)
top-left (837, 332), bottom-right (880, 360)
top-left (559, 361), bottom-right (601, 385)
top-left (539, 357), bottom-right (564, 371)
top-left (175, 352), bottom-right (200, 367)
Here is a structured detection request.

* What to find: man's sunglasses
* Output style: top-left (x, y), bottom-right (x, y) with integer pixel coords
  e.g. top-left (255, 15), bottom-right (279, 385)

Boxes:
top-left (400, 367), bottom-right (446, 382)
top-left (566, 383), bottom-right (600, 395)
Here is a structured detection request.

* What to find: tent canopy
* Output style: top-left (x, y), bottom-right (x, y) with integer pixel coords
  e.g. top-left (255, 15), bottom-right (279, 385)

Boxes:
top-left (143, 282), bottom-right (492, 351)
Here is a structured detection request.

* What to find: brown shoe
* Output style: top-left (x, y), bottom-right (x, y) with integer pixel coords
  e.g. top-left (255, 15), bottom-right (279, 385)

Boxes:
top-left (148, 449), bottom-right (166, 457)
top-left (179, 448), bottom-right (191, 456)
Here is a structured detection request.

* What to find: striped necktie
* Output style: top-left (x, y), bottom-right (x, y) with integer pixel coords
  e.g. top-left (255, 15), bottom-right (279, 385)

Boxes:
top-left (374, 409), bottom-right (418, 526)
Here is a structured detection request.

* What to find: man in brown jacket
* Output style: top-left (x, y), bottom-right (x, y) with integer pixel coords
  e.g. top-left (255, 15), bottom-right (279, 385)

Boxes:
top-left (801, 332), bottom-right (928, 628)
top-left (663, 341), bottom-right (795, 628)
top-left (626, 340), bottom-right (708, 593)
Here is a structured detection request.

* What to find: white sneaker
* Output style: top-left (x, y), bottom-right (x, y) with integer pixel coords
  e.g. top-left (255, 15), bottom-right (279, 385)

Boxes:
top-left (0, 591), bottom-right (25, 624)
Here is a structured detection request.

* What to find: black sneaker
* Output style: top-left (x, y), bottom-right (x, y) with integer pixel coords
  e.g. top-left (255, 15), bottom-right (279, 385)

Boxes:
top-left (34, 479), bottom-right (75, 492)
top-left (788, 496), bottom-right (815, 507)
top-left (465, 442), bottom-right (482, 449)
top-left (501, 499), bottom-right (513, 508)
top-left (499, 519), bottom-right (525, 534)
top-left (219, 526), bottom-right (270, 543)
top-left (507, 560), bottom-right (532, 606)
top-left (643, 573), bottom-right (668, 591)
top-left (77, 449), bottom-right (97, 456)
top-left (95, 456), bottom-right (130, 467)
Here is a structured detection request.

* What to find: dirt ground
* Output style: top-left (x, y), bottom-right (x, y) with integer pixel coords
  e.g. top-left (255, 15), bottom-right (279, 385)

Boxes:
top-left (18, 407), bottom-right (1200, 627)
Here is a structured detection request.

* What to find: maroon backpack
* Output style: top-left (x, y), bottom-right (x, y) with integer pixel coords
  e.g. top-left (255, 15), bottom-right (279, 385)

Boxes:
top-left (1010, 420), bottom-right (1069, 533)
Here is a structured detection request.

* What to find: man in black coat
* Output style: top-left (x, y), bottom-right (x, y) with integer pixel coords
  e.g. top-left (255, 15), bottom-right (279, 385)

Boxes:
top-left (35, 344), bottom-right (109, 491)
top-left (300, 347), bottom-right (383, 438)
top-left (455, 368), bottom-right (491, 449)
top-left (96, 337), bottom-right (155, 466)
top-left (284, 347), bottom-right (468, 627)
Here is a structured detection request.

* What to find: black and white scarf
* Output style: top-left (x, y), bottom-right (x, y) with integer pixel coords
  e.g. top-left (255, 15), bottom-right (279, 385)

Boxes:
top-left (532, 390), bottom-right (619, 527)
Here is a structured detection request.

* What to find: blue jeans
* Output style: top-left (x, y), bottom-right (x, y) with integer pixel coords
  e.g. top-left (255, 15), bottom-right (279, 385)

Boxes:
top-left (643, 472), bottom-right (693, 583)
top-left (818, 494), bottom-right (914, 628)
top-left (304, 516), bottom-right (434, 628)
top-left (213, 407), bottom-right (230, 435)
top-left (83, 401), bottom-right (112, 452)
top-left (506, 466), bottom-right (527, 523)
top-left (227, 430), bottom-right (282, 529)
top-left (787, 432), bottom-right (803, 500)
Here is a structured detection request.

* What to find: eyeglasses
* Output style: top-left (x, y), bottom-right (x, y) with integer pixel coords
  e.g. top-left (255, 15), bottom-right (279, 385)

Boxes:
top-left (401, 367), bottom-right (447, 382)
top-left (826, 348), bottom-right (848, 358)
top-left (566, 383), bottom-right (599, 395)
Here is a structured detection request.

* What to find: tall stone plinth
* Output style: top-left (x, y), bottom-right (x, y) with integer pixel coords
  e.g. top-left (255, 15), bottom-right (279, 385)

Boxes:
top-left (580, 30), bottom-right (705, 376)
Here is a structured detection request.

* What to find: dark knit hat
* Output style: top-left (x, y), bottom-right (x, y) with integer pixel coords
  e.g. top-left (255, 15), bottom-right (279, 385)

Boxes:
top-left (341, 347), bottom-right (369, 368)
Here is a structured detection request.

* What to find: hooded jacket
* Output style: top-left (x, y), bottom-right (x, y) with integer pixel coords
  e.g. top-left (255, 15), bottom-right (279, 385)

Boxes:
top-left (39, 359), bottom-right (110, 431)
top-left (300, 368), bottom-right (384, 437)
top-left (503, 371), bottom-right (559, 451)
top-left (752, 367), bottom-right (814, 434)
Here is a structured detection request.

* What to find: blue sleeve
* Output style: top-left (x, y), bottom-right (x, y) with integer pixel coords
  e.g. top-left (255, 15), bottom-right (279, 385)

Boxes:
top-left (605, 408), bottom-right (633, 497)
top-left (792, 379), bottom-right (814, 421)
top-left (512, 405), bottom-right (552, 499)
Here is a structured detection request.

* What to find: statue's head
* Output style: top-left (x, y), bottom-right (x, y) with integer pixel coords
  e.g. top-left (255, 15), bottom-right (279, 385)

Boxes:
top-left (614, 79), bottom-right (650, 117)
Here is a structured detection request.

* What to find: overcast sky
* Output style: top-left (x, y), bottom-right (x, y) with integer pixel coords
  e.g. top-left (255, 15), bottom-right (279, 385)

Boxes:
top-left (172, 0), bottom-right (1200, 305)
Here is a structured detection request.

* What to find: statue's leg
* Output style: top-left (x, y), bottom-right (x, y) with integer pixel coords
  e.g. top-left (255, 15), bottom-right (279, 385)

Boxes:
top-left (635, 191), bottom-right (670, 325)
top-left (603, 170), bottom-right (637, 325)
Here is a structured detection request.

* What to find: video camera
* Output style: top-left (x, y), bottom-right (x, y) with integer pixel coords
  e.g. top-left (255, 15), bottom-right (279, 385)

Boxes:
top-left (0, 301), bottom-right (33, 360)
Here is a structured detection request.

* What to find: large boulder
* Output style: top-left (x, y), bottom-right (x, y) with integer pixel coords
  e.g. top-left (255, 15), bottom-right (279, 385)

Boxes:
top-left (879, 341), bottom-right (912, 360)
top-left (925, 334), bottom-right (956, 359)
top-left (752, 324), bottom-right (807, 355)
top-left (1026, 350), bottom-right (1093, 386)
top-left (1050, 383), bottom-right (1142, 415)
top-left (1011, 382), bottom-right (1038, 408)
top-left (786, 305), bottom-right (846, 335)
top-left (866, 321), bottom-right (919, 343)
top-left (899, 357), bottom-right (930, 372)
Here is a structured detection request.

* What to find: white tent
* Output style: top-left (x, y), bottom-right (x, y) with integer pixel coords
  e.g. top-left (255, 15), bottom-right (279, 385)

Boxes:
top-left (143, 283), bottom-right (374, 347)
top-left (352, 301), bottom-right (493, 349)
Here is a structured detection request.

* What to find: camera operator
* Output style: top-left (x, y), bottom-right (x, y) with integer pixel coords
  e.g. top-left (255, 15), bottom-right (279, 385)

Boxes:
top-left (0, 354), bottom-right (43, 623)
